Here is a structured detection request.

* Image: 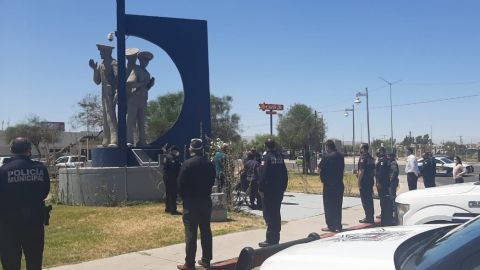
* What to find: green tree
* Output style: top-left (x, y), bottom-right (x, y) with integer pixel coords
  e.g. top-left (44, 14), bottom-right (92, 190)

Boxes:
top-left (145, 92), bottom-right (241, 142)
top-left (277, 104), bottom-right (326, 150)
top-left (70, 93), bottom-right (103, 131)
top-left (443, 141), bottom-right (466, 158)
top-left (210, 95), bottom-right (241, 142)
top-left (146, 92), bottom-right (184, 141)
top-left (249, 134), bottom-right (281, 153)
top-left (277, 104), bottom-right (326, 173)
top-left (401, 135), bottom-right (415, 146)
top-left (4, 115), bottom-right (61, 157)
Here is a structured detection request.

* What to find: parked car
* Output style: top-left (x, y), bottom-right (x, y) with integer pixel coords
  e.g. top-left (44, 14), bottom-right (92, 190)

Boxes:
top-left (55, 155), bottom-right (87, 168)
top-left (0, 156), bottom-right (12, 167)
top-left (261, 216), bottom-right (480, 270)
top-left (396, 181), bottom-right (480, 226)
top-left (418, 156), bottom-right (474, 176)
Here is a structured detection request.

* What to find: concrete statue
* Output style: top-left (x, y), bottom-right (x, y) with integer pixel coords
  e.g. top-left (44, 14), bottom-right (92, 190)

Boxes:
top-left (89, 44), bottom-right (119, 147)
top-left (126, 50), bottom-right (155, 147)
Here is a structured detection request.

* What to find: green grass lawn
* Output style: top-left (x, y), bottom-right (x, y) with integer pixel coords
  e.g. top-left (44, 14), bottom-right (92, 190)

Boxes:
top-left (37, 171), bottom-right (361, 268)
top-left (42, 203), bottom-right (264, 268)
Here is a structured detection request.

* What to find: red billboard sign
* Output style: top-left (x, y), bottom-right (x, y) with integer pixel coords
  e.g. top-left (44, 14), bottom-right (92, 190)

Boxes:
top-left (259, 102), bottom-right (284, 111)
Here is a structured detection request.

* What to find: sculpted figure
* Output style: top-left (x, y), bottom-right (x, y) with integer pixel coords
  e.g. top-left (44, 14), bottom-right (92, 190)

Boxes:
top-left (89, 44), bottom-right (118, 147)
top-left (126, 51), bottom-right (155, 146)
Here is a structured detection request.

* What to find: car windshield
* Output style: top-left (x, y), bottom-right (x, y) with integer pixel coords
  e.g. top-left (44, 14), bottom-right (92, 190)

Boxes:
top-left (439, 157), bottom-right (453, 163)
top-left (400, 217), bottom-right (480, 269)
top-left (56, 157), bottom-right (67, 163)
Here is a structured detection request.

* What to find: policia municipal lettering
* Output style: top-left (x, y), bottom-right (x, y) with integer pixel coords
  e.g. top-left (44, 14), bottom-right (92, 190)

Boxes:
top-left (0, 137), bottom-right (51, 270)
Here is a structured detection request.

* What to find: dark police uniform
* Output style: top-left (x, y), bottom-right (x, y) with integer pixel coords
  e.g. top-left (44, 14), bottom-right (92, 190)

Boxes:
top-left (178, 153), bottom-right (215, 268)
top-left (421, 157), bottom-right (436, 188)
top-left (358, 153), bottom-right (375, 222)
top-left (319, 150), bottom-right (345, 231)
top-left (389, 158), bottom-right (399, 203)
top-left (376, 156), bottom-right (393, 226)
top-left (258, 150), bottom-right (288, 245)
top-left (243, 159), bottom-right (262, 209)
top-left (163, 153), bottom-right (182, 213)
top-left (0, 155), bottom-right (50, 270)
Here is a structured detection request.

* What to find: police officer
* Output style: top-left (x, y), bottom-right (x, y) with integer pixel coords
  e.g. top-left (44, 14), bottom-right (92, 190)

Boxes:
top-left (258, 139), bottom-right (288, 247)
top-left (318, 140), bottom-right (345, 232)
top-left (357, 143), bottom-right (375, 223)
top-left (421, 152), bottom-right (436, 188)
top-left (388, 153), bottom-right (400, 203)
top-left (177, 139), bottom-right (215, 270)
top-left (0, 137), bottom-right (50, 270)
top-left (243, 152), bottom-right (262, 210)
top-left (163, 145), bottom-right (182, 215)
top-left (375, 147), bottom-right (393, 226)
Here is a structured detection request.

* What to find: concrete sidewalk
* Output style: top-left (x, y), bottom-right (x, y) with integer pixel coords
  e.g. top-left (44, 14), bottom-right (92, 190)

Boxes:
top-left (47, 175), bottom-right (417, 270)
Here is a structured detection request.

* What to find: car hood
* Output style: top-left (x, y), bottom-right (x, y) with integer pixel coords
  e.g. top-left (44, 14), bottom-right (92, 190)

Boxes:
top-left (439, 162), bottom-right (472, 169)
top-left (396, 182), bottom-right (478, 204)
top-left (261, 225), bottom-right (447, 270)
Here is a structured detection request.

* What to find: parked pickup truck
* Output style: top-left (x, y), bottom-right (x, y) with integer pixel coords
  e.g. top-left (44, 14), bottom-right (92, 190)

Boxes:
top-left (396, 181), bottom-right (480, 226)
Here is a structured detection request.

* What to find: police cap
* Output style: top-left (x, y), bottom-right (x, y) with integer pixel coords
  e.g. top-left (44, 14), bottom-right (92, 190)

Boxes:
top-left (125, 48), bottom-right (139, 57)
top-left (96, 44), bottom-right (114, 52)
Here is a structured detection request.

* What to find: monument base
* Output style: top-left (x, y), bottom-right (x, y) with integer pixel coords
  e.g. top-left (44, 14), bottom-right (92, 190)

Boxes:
top-left (58, 166), bottom-right (164, 206)
top-left (211, 192), bottom-right (228, 222)
top-left (91, 147), bottom-right (127, 167)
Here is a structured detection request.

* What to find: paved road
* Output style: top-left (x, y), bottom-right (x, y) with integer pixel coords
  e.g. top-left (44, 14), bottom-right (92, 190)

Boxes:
top-left (345, 164), bottom-right (480, 186)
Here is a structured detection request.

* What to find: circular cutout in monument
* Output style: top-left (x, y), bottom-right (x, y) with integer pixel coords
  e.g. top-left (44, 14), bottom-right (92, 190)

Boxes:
top-left (126, 37), bottom-right (184, 143)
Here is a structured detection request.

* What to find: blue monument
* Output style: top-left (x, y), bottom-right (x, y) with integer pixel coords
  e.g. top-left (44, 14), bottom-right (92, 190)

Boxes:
top-left (92, 0), bottom-right (211, 167)
top-left (58, 0), bottom-right (212, 205)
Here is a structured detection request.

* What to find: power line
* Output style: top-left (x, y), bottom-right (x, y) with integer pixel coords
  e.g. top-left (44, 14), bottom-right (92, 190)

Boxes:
top-left (319, 93), bottom-right (479, 114)
top-left (402, 80), bottom-right (480, 86)
top-left (372, 94), bottom-right (480, 109)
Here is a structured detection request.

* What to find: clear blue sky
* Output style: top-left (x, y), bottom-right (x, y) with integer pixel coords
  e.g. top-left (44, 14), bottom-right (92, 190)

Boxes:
top-left (1, 0), bottom-right (479, 144)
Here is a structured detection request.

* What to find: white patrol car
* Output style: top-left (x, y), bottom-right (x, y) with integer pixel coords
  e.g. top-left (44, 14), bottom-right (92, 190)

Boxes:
top-left (418, 156), bottom-right (474, 176)
top-left (55, 155), bottom-right (87, 168)
top-left (261, 216), bottom-right (480, 270)
top-left (0, 156), bottom-right (12, 167)
top-left (396, 182), bottom-right (480, 225)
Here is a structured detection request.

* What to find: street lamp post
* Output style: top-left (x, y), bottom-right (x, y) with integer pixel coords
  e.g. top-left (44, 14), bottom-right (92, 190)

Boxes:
top-left (379, 77), bottom-right (401, 153)
top-left (354, 87), bottom-right (370, 147)
top-left (344, 105), bottom-right (356, 172)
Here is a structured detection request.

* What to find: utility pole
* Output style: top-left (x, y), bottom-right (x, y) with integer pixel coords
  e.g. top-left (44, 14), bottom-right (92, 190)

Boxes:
top-left (354, 87), bottom-right (370, 147)
top-left (379, 78), bottom-right (401, 153)
top-left (345, 105), bottom-right (356, 172)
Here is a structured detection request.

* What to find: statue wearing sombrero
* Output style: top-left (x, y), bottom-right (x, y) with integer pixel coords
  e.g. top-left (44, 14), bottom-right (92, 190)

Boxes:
top-left (89, 44), bottom-right (119, 147)
top-left (125, 49), bottom-right (155, 147)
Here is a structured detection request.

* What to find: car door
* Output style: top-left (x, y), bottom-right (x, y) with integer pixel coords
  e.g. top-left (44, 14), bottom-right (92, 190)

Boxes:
top-left (435, 159), bottom-right (447, 175)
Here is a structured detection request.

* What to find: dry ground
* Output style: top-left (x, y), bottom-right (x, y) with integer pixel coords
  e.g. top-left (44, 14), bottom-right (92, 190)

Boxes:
top-left (42, 203), bottom-right (264, 268)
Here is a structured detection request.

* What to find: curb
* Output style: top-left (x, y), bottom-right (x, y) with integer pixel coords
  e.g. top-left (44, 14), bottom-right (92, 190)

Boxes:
top-left (211, 219), bottom-right (381, 270)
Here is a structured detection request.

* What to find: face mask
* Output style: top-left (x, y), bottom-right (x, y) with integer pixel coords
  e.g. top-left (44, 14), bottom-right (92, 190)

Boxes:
top-left (175, 152), bottom-right (180, 157)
